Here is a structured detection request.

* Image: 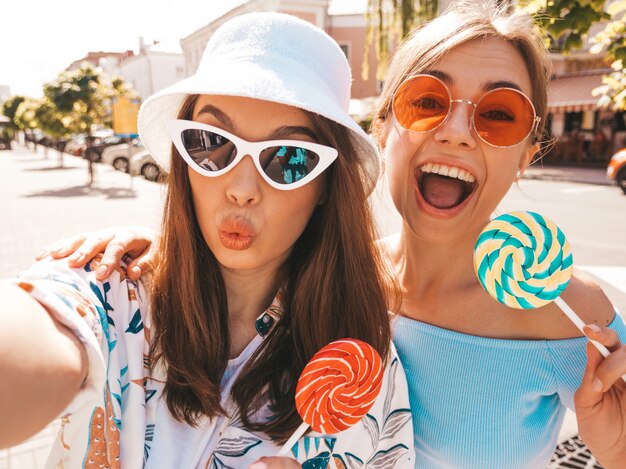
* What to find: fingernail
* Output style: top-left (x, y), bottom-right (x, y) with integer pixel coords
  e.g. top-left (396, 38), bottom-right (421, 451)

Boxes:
top-left (70, 252), bottom-right (83, 261)
top-left (96, 265), bottom-right (108, 277)
top-left (592, 377), bottom-right (603, 392)
top-left (587, 324), bottom-right (602, 333)
top-left (36, 250), bottom-right (47, 259)
top-left (248, 463), bottom-right (267, 469)
top-left (130, 265), bottom-right (141, 277)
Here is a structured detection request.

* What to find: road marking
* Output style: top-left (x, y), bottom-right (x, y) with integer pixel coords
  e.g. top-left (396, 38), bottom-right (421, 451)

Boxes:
top-left (561, 186), bottom-right (606, 194)
top-left (579, 266), bottom-right (626, 294)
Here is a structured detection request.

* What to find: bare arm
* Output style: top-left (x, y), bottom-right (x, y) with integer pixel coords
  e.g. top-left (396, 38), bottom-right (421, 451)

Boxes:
top-left (0, 282), bottom-right (87, 448)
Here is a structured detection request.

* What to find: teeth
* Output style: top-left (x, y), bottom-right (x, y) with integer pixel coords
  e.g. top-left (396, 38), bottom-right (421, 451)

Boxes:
top-left (420, 163), bottom-right (476, 183)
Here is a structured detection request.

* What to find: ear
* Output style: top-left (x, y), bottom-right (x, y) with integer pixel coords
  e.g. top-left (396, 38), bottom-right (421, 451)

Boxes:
top-left (518, 142), bottom-right (540, 177)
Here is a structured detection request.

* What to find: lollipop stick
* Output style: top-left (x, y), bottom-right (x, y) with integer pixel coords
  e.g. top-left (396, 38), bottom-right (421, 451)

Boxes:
top-left (277, 421), bottom-right (309, 457)
top-left (276, 421), bottom-right (339, 468)
top-left (554, 297), bottom-right (626, 384)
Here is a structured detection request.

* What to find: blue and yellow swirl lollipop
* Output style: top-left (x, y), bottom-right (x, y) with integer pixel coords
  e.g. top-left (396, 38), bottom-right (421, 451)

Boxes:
top-left (474, 211), bottom-right (572, 309)
top-left (475, 211), bottom-right (626, 377)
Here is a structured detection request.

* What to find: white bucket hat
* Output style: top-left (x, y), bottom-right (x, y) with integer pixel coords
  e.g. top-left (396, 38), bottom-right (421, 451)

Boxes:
top-left (137, 12), bottom-right (380, 194)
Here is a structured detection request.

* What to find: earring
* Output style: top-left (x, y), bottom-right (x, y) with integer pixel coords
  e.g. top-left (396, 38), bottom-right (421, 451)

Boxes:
top-left (515, 170), bottom-right (521, 181)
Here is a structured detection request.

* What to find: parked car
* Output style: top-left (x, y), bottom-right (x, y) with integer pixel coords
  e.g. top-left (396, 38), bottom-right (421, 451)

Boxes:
top-left (129, 150), bottom-right (163, 182)
top-left (101, 139), bottom-right (145, 172)
top-left (64, 135), bottom-right (87, 156)
top-left (607, 147), bottom-right (626, 195)
top-left (84, 134), bottom-right (125, 162)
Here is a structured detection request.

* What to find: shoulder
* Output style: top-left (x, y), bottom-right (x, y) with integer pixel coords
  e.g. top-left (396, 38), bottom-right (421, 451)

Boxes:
top-left (560, 267), bottom-right (615, 327)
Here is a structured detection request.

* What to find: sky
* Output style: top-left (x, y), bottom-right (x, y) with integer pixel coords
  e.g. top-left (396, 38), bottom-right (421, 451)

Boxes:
top-left (0, 0), bottom-right (246, 98)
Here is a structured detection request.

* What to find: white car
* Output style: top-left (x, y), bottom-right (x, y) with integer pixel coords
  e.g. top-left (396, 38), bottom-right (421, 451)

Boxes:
top-left (129, 150), bottom-right (162, 182)
top-left (101, 139), bottom-right (145, 172)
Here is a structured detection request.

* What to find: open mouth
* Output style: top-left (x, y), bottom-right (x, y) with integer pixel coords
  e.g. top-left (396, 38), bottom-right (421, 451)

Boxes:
top-left (415, 163), bottom-right (478, 211)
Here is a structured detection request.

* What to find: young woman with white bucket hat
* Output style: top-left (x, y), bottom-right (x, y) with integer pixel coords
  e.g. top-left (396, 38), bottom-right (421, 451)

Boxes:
top-left (0, 13), bottom-right (414, 469)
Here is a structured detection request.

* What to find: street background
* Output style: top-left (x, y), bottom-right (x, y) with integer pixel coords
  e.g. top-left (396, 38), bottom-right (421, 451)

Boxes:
top-left (1, 145), bottom-right (625, 467)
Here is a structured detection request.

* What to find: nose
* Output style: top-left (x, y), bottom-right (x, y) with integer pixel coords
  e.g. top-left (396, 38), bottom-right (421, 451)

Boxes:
top-left (225, 155), bottom-right (262, 206)
top-left (433, 101), bottom-right (478, 149)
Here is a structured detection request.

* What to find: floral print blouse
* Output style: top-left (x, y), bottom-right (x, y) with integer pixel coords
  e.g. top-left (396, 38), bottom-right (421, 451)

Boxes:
top-left (12, 257), bottom-right (414, 468)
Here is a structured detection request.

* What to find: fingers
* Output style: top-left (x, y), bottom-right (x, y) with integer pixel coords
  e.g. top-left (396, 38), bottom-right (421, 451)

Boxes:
top-left (248, 457), bottom-right (302, 469)
top-left (126, 246), bottom-right (155, 281)
top-left (581, 324), bottom-right (626, 393)
top-left (593, 344), bottom-right (626, 392)
top-left (35, 234), bottom-right (88, 261)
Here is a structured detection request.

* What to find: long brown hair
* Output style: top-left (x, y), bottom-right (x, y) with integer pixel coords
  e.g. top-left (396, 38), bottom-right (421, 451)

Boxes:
top-left (149, 95), bottom-right (394, 442)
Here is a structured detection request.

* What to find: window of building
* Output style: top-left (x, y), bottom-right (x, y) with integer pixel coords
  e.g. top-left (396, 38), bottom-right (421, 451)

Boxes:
top-left (339, 44), bottom-right (350, 61)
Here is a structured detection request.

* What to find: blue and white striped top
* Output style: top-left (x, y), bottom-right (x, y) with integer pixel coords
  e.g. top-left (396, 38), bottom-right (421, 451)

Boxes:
top-left (393, 312), bottom-right (626, 469)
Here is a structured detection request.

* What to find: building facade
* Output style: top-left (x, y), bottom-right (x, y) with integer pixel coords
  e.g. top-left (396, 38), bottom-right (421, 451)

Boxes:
top-left (119, 40), bottom-right (186, 101)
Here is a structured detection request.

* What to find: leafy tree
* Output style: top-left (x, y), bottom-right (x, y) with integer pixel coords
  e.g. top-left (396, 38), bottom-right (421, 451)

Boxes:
top-left (43, 63), bottom-right (137, 184)
top-left (520, 0), bottom-right (626, 110)
top-left (14, 98), bottom-right (42, 151)
top-left (1, 95), bottom-right (26, 142)
top-left (364, 0), bottom-right (439, 80)
top-left (35, 99), bottom-right (72, 166)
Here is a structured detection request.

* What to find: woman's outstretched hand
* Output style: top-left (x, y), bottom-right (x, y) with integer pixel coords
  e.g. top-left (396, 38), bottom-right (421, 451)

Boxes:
top-left (35, 226), bottom-right (157, 281)
top-left (575, 323), bottom-right (626, 469)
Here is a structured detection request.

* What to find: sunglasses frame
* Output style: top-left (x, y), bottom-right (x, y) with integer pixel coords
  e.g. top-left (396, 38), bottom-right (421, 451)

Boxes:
top-left (392, 74), bottom-right (541, 148)
top-left (168, 119), bottom-right (339, 191)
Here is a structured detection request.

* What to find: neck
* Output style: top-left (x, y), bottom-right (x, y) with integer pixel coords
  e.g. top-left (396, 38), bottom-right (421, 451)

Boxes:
top-left (394, 221), bottom-right (483, 299)
top-left (222, 266), bottom-right (278, 325)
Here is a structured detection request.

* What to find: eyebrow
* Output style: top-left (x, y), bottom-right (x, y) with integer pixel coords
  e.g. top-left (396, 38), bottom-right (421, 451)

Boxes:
top-left (271, 126), bottom-right (319, 142)
top-left (426, 70), bottom-right (523, 93)
top-left (194, 104), bottom-right (319, 141)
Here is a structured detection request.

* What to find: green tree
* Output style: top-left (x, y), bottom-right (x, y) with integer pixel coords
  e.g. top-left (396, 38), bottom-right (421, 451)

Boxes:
top-left (1, 95), bottom-right (26, 144)
top-left (35, 99), bottom-right (73, 166)
top-left (364, 0), bottom-right (439, 80)
top-left (520, 0), bottom-right (626, 110)
top-left (14, 98), bottom-right (42, 152)
top-left (44, 63), bottom-right (137, 184)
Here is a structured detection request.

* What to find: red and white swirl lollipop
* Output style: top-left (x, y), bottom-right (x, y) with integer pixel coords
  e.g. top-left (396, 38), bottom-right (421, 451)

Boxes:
top-left (277, 339), bottom-right (384, 460)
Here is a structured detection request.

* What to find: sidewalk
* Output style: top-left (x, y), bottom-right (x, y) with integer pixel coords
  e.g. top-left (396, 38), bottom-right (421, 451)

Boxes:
top-left (523, 165), bottom-right (612, 186)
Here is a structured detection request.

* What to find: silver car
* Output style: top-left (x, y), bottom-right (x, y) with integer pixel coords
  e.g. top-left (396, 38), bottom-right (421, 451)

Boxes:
top-left (101, 139), bottom-right (145, 172)
top-left (129, 150), bottom-right (162, 182)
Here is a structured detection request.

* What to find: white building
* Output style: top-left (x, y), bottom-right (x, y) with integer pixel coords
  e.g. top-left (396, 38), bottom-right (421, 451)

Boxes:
top-left (180, 0), bottom-right (330, 78)
top-left (119, 39), bottom-right (186, 101)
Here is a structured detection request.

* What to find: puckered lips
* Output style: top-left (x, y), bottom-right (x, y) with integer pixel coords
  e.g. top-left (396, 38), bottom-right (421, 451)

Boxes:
top-left (218, 217), bottom-right (256, 250)
top-left (413, 162), bottom-right (478, 216)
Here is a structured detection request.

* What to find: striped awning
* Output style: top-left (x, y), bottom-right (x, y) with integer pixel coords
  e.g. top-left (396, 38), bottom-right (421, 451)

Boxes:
top-left (547, 73), bottom-right (605, 113)
top-left (548, 72), bottom-right (603, 114)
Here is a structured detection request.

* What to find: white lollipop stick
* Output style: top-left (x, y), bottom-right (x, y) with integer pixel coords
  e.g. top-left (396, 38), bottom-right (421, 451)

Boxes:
top-left (277, 422), bottom-right (339, 468)
top-left (277, 422), bottom-right (308, 457)
top-left (554, 297), bottom-right (626, 384)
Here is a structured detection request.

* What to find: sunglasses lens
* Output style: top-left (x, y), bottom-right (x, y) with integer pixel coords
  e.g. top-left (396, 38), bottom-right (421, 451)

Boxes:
top-left (260, 145), bottom-right (321, 185)
top-left (474, 89), bottom-right (536, 146)
top-left (393, 76), bottom-right (450, 132)
top-left (181, 129), bottom-right (237, 172)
